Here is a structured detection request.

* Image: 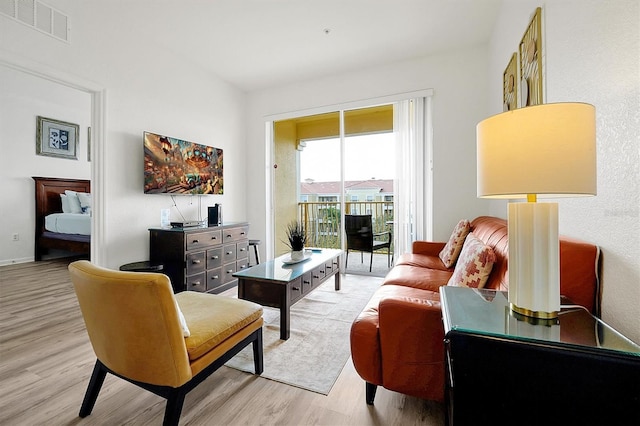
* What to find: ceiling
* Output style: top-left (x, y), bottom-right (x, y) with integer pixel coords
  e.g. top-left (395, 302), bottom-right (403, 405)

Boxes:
top-left (93, 0), bottom-right (503, 92)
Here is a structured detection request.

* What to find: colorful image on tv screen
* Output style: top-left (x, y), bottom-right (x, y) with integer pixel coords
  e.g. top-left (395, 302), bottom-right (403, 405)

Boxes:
top-left (144, 132), bottom-right (223, 195)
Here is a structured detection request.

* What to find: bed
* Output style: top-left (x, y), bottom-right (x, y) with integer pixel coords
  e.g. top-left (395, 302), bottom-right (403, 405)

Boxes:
top-left (33, 177), bottom-right (91, 260)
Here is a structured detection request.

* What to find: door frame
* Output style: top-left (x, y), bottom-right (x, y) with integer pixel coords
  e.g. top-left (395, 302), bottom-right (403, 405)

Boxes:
top-left (264, 89), bottom-right (433, 261)
top-left (0, 51), bottom-right (108, 266)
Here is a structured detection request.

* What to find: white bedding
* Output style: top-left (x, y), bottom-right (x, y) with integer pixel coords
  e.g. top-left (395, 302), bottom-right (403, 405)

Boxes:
top-left (45, 213), bottom-right (91, 235)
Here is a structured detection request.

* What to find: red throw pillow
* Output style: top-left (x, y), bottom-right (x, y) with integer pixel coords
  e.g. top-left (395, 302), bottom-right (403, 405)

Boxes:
top-left (447, 233), bottom-right (496, 288)
top-left (439, 219), bottom-right (471, 268)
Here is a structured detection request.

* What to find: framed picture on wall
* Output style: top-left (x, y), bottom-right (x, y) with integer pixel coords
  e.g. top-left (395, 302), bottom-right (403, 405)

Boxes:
top-left (503, 52), bottom-right (518, 111)
top-left (519, 7), bottom-right (543, 107)
top-left (36, 116), bottom-right (79, 160)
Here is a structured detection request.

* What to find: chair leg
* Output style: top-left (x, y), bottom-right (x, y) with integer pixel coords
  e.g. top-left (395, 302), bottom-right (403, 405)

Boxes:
top-left (163, 388), bottom-right (187, 426)
top-left (387, 247), bottom-right (390, 267)
top-left (369, 252), bottom-right (373, 272)
top-left (345, 250), bottom-right (349, 269)
top-left (253, 327), bottom-right (264, 374)
top-left (79, 359), bottom-right (108, 418)
top-left (366, 382), bottom-right (377, 405)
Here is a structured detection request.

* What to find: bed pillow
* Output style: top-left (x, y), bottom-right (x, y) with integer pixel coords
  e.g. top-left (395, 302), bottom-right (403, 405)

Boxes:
top-left (439, 219), bottom-right (471, 268)
top-left (64, 190), bottom-right (83, 214)
top-left (60, 194), bottom-right (71, 213)
top-left (77, 192), bottom-right (92, 214)
top-left (447, 233), bottom-right (496, 289)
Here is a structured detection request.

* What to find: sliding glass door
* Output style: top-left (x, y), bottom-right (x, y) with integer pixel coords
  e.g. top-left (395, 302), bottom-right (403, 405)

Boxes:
top-left (271, 94), bottom-right (431, 276)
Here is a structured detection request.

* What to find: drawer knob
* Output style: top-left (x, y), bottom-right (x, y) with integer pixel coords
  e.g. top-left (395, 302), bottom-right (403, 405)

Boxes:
top-left (211, 255), bottom-right (219, 260)
top-left (191, 281), bottom-right (201, 286)
top-left (192, 259), bottom-right (201, 264)
top-left (226, 234), bottom-right (232, 238)
top-left (313, 275), bottom-right (319, 279)
top-left (211, 275), bottom-right (219, 280)
top-left (292, 286), bottom-right (300, 291)
top-left (303, 280), bottom-right (310, 284)
top-left (227, 269), bottom-right (233, 274)
top-left (192, 239), bottom-right (199, 244)
top-left (241, 231), bottom-right (246, 235)
top-left (240, 248), bottom-right (246, 252)
top-left (226, 251), bottom-right (233, 255)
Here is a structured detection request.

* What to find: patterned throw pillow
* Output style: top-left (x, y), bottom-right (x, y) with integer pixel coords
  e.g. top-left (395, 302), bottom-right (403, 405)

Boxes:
top-left (439, 219), bottom-right (471, 268)
top-left (447, 233), bottom-right (496, 288)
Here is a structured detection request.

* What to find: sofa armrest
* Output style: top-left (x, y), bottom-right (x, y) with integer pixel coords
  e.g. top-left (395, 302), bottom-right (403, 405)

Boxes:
top-left (412, 241), bottom-right (446, 256)
top-left (378, 292), bottom-right (445, 402)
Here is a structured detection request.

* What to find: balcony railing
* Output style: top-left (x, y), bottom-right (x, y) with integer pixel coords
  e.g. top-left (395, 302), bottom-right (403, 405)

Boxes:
top-left (298, 201), bottom-right (394, 249)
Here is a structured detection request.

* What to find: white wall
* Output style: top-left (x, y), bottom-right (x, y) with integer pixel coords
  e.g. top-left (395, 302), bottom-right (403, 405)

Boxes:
top-left (488, 1), bottom-right (640, 343)
top-left (0, 1), bottom-right (247, 269)
top-left (0, 66), bottom-right (91, 265)
top-left (246, 47), bottom-right (494, 260)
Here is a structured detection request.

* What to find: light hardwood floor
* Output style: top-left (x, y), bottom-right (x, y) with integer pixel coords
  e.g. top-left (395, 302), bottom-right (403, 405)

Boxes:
top-left (0, 259), bottom-right (444, 425)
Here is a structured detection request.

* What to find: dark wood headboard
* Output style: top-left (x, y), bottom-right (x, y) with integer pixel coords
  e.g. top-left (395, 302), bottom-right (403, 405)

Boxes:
top-left (33, 177), bottom-right (91, 260)
top-left (33, 176), bottom-right (91, 228)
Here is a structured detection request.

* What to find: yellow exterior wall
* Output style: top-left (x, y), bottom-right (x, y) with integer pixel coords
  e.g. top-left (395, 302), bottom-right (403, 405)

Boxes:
top-left (273, 120), bottom-right (299, 255)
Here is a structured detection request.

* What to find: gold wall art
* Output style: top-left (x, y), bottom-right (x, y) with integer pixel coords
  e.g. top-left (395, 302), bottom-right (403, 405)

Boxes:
top-left (519, 7), bottom-right (543, 107)
top-left (503, 53), bottom-right (518, 111)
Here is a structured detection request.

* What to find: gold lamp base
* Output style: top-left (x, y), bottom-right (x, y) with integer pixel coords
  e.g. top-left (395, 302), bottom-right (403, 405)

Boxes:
top-left (510, 303), bottom-right (559, 320)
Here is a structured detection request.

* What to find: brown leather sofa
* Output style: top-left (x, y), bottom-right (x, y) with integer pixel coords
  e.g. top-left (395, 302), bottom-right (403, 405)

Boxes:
top-left (350, 216), bottom-right (600, 404)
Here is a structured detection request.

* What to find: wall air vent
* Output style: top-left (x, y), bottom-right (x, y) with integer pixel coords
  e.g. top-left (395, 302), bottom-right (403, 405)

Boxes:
top-left (0, 0), bottom-right (69, 42)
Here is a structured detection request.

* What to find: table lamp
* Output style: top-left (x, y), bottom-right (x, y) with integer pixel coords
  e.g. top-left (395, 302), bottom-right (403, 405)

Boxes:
top-left (476, 103), bottom-right (596, 319)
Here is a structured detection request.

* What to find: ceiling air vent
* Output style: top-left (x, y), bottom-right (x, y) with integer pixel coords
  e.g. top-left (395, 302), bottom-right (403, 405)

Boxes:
top-left (0, 0), bottom-right (69, 42)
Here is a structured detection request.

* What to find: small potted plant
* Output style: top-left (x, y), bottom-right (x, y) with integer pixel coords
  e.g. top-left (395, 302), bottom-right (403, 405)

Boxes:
top-left (284, 220), bottom-right (307, 261)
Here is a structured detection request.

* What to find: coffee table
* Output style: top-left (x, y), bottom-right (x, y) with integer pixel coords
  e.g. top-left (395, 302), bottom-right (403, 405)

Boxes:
top-left (233, 248), bottom-right (342, 340)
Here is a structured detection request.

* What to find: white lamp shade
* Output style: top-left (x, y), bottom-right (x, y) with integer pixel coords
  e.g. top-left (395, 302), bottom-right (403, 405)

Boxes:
top-left (477, 103), bottom-right (597, 199)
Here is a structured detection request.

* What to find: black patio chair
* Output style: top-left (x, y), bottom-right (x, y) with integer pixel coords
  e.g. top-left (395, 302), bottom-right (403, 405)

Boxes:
top-left (345, 214), bottom-right (391, 272)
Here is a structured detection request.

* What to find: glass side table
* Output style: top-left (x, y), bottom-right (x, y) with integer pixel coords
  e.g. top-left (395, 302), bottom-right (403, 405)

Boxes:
top-left (440, 286), bottom-right (640, 426)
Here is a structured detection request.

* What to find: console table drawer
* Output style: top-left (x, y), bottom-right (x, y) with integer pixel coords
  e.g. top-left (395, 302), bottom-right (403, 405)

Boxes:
top-left (236, 241), bottom-right (249, 260)
top-left (223, 244), bottom-right (236, 264)
top-left (206, 247), bottom-right (223, 269)
top-left (223, 226), bottom-right (248, 243)
top-left (207, 268), bottom-right (222, 290)
top-left (311, 264), bottom-right (326, 287)
top-left (186, 229), bottom-right (221, 251)
top-left (186, 252), bottom-right (206, 275)
top-left (237, 259), bottom-right (249, 272)
top-left (289, 277), bottom-right (303, 304)
top-left (301, 272), bottom-right (313, 295)
top-left (223, 263), bottom-right (237, 284)
top-left (186, 272), bottom-right (206, 292)
top-left (325, 260), bottom-right (335, 274)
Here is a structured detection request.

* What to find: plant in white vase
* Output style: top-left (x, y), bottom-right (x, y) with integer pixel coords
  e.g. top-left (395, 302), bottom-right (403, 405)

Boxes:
top-left (284, 220), bottom-right (307, 261)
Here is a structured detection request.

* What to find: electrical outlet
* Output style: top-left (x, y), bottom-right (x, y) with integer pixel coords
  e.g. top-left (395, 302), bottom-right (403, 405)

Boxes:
top-left (12, 233), bottom-right (19, 241)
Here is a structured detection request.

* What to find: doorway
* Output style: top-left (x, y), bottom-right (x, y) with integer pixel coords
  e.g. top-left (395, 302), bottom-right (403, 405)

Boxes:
top-left (0, 53), bottom-right (106, 265)
top-left (273, 104), bottom-right (395, 276)
top-left (268, 92), bottom-right (432, 277)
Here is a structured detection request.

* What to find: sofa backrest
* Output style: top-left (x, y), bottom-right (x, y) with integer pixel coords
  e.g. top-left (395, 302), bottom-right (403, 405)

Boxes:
top-left (470, 216), bottom-right (509, 292)
top-left (470, 216), bottom-right (601, 315)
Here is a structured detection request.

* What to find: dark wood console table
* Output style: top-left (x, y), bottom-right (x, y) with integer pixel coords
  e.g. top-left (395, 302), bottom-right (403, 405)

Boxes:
top-left (234, 249), bottom-right (342, 340)
top-left (149, 222), bottom-right (249, 294)
top-left (440, 286), bottom-right (640, 426)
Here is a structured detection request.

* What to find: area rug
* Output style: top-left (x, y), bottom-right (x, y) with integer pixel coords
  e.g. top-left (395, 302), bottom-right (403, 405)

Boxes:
top-left (225, 274), bottom-right (382, 395)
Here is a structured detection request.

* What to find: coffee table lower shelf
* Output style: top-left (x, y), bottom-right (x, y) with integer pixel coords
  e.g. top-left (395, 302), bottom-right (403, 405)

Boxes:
top-left (234, 249), bottom-right (342, 340)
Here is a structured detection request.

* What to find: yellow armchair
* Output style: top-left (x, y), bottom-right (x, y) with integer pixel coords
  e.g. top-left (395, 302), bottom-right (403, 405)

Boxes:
top-left (69, 260), bottom-right (263, 425)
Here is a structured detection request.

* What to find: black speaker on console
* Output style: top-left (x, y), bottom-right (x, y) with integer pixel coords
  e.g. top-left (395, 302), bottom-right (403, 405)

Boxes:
top-left (208, 204), bottom-right (222, 226)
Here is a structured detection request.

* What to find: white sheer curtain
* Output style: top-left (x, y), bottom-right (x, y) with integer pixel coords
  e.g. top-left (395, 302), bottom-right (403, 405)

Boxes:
top-left (393, 97), bottom-right (432, 256)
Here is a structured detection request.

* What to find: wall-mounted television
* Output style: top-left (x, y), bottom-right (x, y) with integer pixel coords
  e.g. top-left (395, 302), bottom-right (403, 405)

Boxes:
top-left (143, 131), bottom-right (223, 195)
